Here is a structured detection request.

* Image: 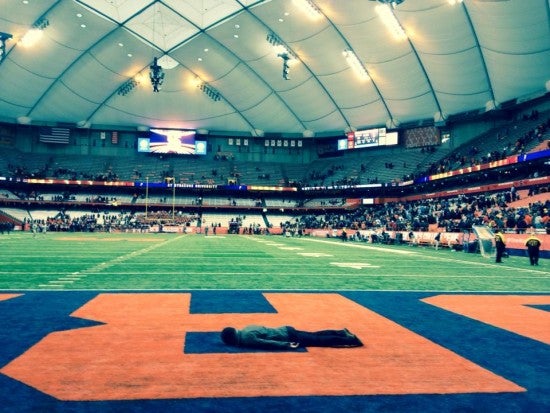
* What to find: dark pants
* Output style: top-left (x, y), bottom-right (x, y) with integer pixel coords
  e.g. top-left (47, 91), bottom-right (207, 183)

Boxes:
top-left (496, 244), bottom-right (506, 262)
top-left (287, 327), bottom-right (360, 347)
top-left (527, 247), bottom-right (540, 265)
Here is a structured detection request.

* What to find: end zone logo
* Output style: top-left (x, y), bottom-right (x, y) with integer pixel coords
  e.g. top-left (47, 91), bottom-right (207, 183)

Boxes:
top-left (1, 293), bottom-right (548, 401)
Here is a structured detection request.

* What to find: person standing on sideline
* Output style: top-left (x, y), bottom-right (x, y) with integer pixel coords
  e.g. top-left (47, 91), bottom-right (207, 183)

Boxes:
top-left (495, 230), bottom-right (506, 263)
top-left (341, 227), bottom-right (348, 242)
top-left (220, 325), bottom-right (363, 350)
top-left (434, 232), bottom-right (441, 250)
top-left (525, 232), bottom-right (542, 266)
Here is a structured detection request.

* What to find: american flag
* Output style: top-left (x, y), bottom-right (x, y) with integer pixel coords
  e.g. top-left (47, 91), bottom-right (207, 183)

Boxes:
top-left (112, 131), bottom-right (118, 144)
top-left (39, 127), bottom-right (70, 144)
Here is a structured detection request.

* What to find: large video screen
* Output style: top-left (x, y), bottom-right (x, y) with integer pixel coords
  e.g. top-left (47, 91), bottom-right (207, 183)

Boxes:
top-left (338, 128), bottom-right (398, 151)
top-left (354, 128), bottom-right (381, 148)
top-left (138, 129), bottom-right (206, 155)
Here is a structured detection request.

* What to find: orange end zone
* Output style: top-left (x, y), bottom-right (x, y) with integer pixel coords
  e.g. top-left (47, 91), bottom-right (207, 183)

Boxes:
top-left (422, 295), bottom-right (550, 345)
top-left (1, 293), bottom-right (524, 401)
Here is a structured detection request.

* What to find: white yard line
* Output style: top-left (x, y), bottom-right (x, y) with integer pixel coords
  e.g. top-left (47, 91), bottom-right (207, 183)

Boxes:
top-left (37, 235), bottom-right (186, 289)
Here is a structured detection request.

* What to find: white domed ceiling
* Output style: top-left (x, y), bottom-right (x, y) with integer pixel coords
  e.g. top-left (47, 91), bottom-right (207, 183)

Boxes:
top-left (0, 0), bottom-right (549, 136)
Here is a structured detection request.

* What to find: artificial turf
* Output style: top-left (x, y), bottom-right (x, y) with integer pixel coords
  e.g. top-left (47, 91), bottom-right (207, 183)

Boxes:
top-left (0, 232), bottom-right (547, 291)
top-left (0, 232), bottom-right (548, 413)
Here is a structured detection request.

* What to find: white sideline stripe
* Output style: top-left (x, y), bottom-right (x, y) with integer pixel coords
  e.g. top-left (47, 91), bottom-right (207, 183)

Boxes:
top-left (258, 236), bottom-right (549, 275)
top-left (21, 288), bottom-right (550, 293)
top-left (299, 237), bottom-right (416, 254)
top-left (418, 254), bottom-right (550, 275)
top-left (34, 271), bottom-right (544, 279)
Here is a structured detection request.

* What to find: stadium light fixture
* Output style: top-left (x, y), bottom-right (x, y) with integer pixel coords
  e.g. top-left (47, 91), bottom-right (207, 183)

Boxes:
top-left (343, 49), bottom-right (370, 80)
top-left (279, 53), bottom-right (291, 80)
top-left (117, 78), bottom-right (140, 96)
top-left (149, 57), bottom-right (165, 92)
top-left (375, 4), bottom-right (406, 41)
top-left (267, 32), bottom-right (297, 80)
top-left (198, 82), bottom-right (222, 101)
top-left (19, 18), bottom-right (49, 48)
top-left (0, 32), bottom-right (12, 62)
top-left (294, 0), bottom-right (323, 20)
top-left (377, 0), bottom-right (405, 8)
top-left (266, 32), bottom-right (296, 59)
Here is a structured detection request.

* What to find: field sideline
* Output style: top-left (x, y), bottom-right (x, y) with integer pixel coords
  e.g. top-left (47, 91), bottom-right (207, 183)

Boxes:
top-left (0, 232), bottom-right (549, 412)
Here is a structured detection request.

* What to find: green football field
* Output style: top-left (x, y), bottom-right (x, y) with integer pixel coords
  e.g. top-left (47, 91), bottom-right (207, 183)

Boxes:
top-left (1, 232), bottom-right (548, 292)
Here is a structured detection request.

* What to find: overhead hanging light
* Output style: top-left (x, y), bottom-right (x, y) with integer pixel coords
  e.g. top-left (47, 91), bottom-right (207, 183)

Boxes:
top-left (0, 32), bottom-right (12, 61)
top-left (19, 18), bottom-right (49, 48)
top-left (375, 3), bottom-right (407, 41)
top-left (377, 0), bottom-right (405, 8)
top-left (267, 32), bottom-right (296, 80)
top-left (266, 32), bottom-right (296, 58)
top-left (279, 52), bottom-right (291, 80)
top-left (149, 57), bottom-right (164, 92)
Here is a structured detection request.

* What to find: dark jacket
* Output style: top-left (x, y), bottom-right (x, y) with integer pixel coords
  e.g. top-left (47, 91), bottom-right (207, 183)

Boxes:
top-left (235, 325), bottom-right (292, 349)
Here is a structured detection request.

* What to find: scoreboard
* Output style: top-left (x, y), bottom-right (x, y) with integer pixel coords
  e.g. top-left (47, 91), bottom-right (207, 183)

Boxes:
top-left (338, 128), bottom-right (398, 151)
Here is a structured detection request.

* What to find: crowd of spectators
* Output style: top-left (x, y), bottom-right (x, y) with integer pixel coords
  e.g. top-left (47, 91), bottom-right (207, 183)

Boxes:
top-left (6, 162), bottom-right (120, 182)
top-left (0, 221), bottom-right (15, 234)
top-left (2, 184), bottom-right (548, 236)
top-left (136, 210), bottom-right (197, 228)
top-left (27, 212), bottom-right (135, 232)
top-left (21, 209), bottom-right (199, 233)
top-left (291, 188), bottom-right (550, 235)
top-left (424, 112), bottom-right (549, 177)
top-left (1, 108), bottom-right (549, 238)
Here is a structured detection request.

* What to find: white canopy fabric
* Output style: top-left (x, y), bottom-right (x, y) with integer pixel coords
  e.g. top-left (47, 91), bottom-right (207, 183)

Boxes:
top-left (0, 0), bottom-right (549, 136)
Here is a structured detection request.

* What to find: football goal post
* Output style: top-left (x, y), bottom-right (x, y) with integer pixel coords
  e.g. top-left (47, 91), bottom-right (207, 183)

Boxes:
top-left (471, 225), bottom-right (496, 259)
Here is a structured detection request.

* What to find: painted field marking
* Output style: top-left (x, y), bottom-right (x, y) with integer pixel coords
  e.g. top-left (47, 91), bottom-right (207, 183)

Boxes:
top-left (0, 293), bottom-right (524, 401)
top-left (422, 295), bottom-right (550, 345)
top-left (37, 235), bottom-right (186, 289)
top-left (65, 273), bottom-right (84, 278)
top-left (300, 237), bottom-right (549, 275)
top-left (330, 262), bottom-right (380, 269)
top-left (298, 252), bottom-right (333, 257)
top-left (0, 293), bottom-right (22, 301)
top-left (22, 271), bottom-right (535, 280)
top-left (301, 238), bottom-right (416, 255)
top-left (417, 253), bottom-right (550, 274)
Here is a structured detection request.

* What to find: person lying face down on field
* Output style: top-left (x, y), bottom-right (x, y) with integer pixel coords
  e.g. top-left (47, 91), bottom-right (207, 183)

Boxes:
top-left (220, 325), bottom-right (363, 350)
